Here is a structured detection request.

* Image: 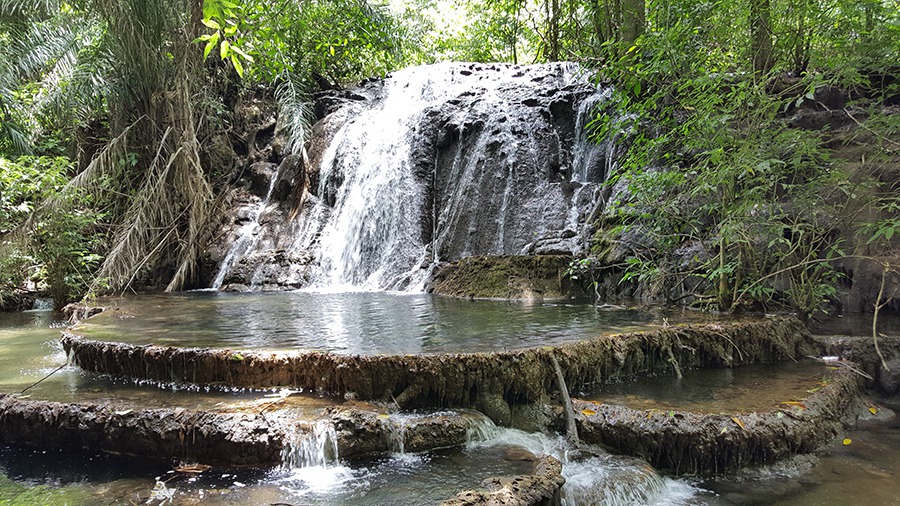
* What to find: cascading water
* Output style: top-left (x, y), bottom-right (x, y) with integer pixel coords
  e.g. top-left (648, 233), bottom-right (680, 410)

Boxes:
top-left (280, 419), bottom-right (340, 469)
top-left (211, 164), bottom-right (282, 290)
top-left (211, 62), bottom-right (618, 291)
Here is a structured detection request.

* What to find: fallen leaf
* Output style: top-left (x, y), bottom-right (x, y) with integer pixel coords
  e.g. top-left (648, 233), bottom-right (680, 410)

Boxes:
top-left (581, 408), bottom-right (597, 416)
top-left (731, 417), bottom-right (746, 430)
top-left (720, 426), bottom-right (728, 434)
top-left (869, 407), bottom-right (878, 415)
top-left (114, 409), bottom-right (132, 416)
top-left (175, 463), bottom-right (212, 474)
top-left (842, 438), bottom-right (852, 446)
top-left (377, 414), bottom-right (390, 419)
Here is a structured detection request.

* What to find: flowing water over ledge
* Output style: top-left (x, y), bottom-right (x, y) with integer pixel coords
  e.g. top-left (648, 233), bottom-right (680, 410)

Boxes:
top-left (2, 307), bottom-right (898, 505)
top-left (69, 291), bottom-right (724, 354)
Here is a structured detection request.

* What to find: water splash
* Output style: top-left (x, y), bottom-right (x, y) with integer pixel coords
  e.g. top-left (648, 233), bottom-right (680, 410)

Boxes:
top-left (280, 420), bottom-right (339, 469)
top-left (379, 415), bottom-right (409, 455)
top-left (29, 298), bottom-right (54, 311)
top-left (467, 426), bottom-right (702, 506)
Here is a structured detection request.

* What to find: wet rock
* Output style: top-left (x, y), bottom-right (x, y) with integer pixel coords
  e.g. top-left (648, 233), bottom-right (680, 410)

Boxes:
top-left (441, 455), bottom-right (564, 506)
top-left (816, 334), bottom-right (900, 396)
top-left (570, 368), bottom-right (861, 475)
top-left (220, 250), bottom-right (314, 291)
top-left (429, 255), bottom-right (588, 301)
top-left (0, 395), bottom-right (282, 466)
top-left (206, 62), bottom-right (613, 292)
top-left (64, 317), bottom-right (818, 415)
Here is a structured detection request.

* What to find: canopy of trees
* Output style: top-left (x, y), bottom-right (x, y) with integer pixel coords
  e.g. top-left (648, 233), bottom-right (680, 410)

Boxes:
top-left (1, 0), bottom-right (898, 313)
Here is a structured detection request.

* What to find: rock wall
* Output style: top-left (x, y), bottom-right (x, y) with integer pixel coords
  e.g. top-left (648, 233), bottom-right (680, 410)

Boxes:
top-left (204, 63), bottom-right (613, 291)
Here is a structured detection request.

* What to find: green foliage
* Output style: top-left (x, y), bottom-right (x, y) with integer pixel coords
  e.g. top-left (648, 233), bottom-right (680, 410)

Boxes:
top-left (196, 0), bottom-right (254, 78)
top-left (587, 11), bottom-right (900, 317)
top-left (0, 155), bottom-right (104, 308)
top-left (0, 474), bottom-right (91, 506)
top-left (235, 0), bottom-right (405, 87)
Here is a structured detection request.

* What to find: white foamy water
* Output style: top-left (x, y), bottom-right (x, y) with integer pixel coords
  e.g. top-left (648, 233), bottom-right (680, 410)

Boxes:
top-left (466, 421), bottom-right (707, 506)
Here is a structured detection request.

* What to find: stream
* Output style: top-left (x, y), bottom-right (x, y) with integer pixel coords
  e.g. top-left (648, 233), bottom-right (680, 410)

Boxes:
top-left (1, 299), bottom-right (898, 504)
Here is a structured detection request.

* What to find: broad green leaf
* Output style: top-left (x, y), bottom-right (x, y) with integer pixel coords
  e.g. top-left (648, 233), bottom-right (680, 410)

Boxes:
top-left (231, 54), bottom-right (244, 78)
top-left (230, 45), bottom-right (254, 62)
top-left (203, 32), bottom-right (220, 60)
top-left (201, 18), bottom-right (221, 30)
top-left (220, 39), bottom-right (231, 60)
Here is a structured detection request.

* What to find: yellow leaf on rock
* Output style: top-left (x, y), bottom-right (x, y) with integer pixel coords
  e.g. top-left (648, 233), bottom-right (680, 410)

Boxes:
top-left (581, 409), bottom-right (597, 416)
top-left (869, 407), bottom-right (878, 415)
top-left (731, 417), bottom-right (746, 430)
top-left (842, 438), bottom-right (852, 446)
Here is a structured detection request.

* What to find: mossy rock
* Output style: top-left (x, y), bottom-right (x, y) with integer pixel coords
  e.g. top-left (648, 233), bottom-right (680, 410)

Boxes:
top-left (429, 255), bottom-right (588, 301)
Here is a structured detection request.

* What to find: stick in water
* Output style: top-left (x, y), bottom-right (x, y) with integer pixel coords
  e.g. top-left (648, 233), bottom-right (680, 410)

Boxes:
top-left (21, 363), bottom-right (67, 394)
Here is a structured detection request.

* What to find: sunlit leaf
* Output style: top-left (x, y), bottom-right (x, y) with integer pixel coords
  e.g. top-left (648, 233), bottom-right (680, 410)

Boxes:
top-left (203, 32), bottom-right (220, 60)
top-left (869, 407), bottom-right (878, 415)
top-left (842, 438), bottom-right (852, 446)
top-left (230, 54), bottom-right (244, 78)
top-left (731, 416), bottom-right (745, 430)
top-left (582, 408), bottom-right (597, 416)
top-left (201, 18), bottom-right (221, 30)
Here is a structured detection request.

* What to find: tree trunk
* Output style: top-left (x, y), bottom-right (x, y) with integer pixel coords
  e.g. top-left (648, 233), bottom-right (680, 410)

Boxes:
top-left (751, 0), bottom-right (774, 74)
top-left (620, 0), bottom-right (645, 46)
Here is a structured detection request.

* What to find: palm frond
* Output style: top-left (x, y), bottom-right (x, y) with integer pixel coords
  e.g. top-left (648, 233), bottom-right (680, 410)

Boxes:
top-left (275, 70), bottom-right (312, 156)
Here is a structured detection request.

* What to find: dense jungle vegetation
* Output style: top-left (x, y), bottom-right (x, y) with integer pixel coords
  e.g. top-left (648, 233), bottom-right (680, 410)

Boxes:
top-left (0, 0), bottom-right (898, 317)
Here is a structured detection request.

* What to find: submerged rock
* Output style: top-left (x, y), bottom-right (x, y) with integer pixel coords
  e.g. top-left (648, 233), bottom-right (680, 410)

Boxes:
top-left (442, 455), bottom-right (565, 506)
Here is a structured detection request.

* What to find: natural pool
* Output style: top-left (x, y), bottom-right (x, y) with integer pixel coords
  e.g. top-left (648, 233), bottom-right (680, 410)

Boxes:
top-left (69, 291), bottom-right (722, 354)
top-left (582, 360), bottom-right (834, 414)
top-left (2, 298), bottom-right (898, 505)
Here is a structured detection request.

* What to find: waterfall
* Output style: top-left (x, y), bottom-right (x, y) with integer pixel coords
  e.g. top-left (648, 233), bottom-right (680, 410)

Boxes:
top-left (212, 62), bottom-right (617, 291)
top-left (280, 420), bottom-right (340, 469)
top-left (211, 164), bottom-right (282, 290)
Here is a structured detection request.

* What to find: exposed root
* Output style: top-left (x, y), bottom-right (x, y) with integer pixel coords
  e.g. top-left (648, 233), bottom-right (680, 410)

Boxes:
top-left (549, 354), bottom-right (578, 446)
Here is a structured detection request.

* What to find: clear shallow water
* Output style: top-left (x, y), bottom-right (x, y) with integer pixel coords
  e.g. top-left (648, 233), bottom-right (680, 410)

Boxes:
top-left (0, 309), bottom-right (343, 411)
top-left (3, 307), bottom-right (899, 505)
top-left (71, 291), bottom-right (719, 354)
top-left (581, 360), bottom-right (833, 414)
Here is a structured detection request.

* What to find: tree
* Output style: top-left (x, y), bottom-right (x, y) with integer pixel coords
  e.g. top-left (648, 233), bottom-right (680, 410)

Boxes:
top-left (750, 0), bottom-right (773, 74)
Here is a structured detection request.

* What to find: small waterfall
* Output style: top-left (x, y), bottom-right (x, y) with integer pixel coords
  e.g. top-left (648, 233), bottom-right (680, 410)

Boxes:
top-left (466, 425), bottom-right (696, 506)
top-left (379, 415), bottom-right (409, 455)
top-left (30, 298), bottom-right (53, 311)
top-left (571, 88), bottom-right (612, 184)
top-left (211, 165), bottom-right (282, 290)
top-left (280, 420), bottom-right (340, 469)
